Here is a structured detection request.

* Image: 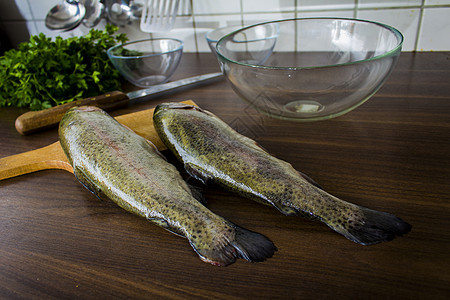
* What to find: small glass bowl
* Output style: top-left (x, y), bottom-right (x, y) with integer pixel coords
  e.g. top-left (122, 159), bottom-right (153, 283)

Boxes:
top-left (107, 38), bottom-right (183, 88)
top-left (216, 18), bottom-right (403, 121)
top-left (206, 25), bottom-right (243, 55)
top-left (207, 23), bottom-right (280, 65)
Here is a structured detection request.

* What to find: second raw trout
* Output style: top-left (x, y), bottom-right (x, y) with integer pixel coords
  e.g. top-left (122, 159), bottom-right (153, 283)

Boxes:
top-left (59, 106), bottom-right (275, 266)
top-left (153, 103), bottom-right (411, 246)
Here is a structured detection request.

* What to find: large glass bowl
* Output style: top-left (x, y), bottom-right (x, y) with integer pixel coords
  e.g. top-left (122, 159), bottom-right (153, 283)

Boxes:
top-left (107, 38), bottom-right (183, 88)
top-left (216, 18), bottom-right (403, 121)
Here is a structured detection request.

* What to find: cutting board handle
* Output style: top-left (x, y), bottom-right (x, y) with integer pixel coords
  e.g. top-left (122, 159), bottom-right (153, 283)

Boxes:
top-left (0, 142), bottom-right (73, 181)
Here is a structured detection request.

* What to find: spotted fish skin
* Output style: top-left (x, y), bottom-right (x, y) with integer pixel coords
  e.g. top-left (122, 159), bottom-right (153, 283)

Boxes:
top-left (58, 106), bottom-right (276, 266)
top-left (153, 103), bottom-right (411, 245)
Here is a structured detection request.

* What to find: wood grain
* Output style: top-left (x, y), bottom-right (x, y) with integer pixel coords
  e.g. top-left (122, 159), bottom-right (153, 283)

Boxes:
top-left (0, 53), bottom-right (449, 299)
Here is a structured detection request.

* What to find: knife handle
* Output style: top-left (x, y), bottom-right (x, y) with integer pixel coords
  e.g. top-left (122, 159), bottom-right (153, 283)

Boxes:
top-left (15, 91), bottom-right (130, 135)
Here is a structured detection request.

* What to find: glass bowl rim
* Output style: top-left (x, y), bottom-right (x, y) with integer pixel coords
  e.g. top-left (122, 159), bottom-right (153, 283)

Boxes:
top-left (215, 17), bottom-right (404, 70)
top-left (205, 25), bottom-right (245, 44)
top-left (107, 38), bottom-right (184, 59)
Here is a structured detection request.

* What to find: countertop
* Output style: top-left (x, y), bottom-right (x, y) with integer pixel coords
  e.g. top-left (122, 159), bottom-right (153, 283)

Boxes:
top-left (1, 52), bottom-right (449, 299)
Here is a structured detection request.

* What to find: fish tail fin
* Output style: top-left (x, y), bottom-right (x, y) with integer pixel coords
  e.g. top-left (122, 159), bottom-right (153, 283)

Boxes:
top-left (232, 226), bottom-right (277, 262)
top-left (191, 225), bottom-right (276, 266)
top-left (330, 205), bottom-right (412, 245)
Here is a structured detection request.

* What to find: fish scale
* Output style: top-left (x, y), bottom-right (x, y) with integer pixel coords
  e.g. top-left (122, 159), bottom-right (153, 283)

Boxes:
top-left (59, 106), bottom-right (276, 266)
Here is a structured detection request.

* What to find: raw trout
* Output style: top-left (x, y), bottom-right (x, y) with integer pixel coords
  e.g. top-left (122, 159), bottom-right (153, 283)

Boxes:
top-left (58, 106), bottom-right (276, 266)
top-left (153, 103), bottom-right (411, 245)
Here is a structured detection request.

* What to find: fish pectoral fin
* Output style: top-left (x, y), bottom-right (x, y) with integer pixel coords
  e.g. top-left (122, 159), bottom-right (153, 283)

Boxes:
top-left (73, 167), bottom-right (109, 201)
top-left (272, 202), bottom-right (299, 216)
top-left (184, 162), bottom-right (213, 185)
top-left (148, 218), bottom-right (186, 238)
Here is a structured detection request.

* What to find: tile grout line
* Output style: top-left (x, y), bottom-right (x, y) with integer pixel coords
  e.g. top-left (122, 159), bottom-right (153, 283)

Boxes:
top-left (191, 4), bottom-right (450, 18)
top-left (414, 0), bottom-right (426, 52)
top-left (294, 0), bottom-right (298, 52)
top-left (25, 0), bottom-right (38, 34)
top-left (240, 0), bottom-right (245, 27)
top-left (190, 0), bottom-right (199, 53)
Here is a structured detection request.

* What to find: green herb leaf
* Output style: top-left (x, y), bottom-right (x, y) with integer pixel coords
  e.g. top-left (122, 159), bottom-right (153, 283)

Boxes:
top-left (0, 24), bottom-right (128, 111)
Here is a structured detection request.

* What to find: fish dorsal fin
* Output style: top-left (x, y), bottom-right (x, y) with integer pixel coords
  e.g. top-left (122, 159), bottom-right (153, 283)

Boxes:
top-left (73, 167), bottom-right (109, 201)
top-left (184, 162), bottom-right (214, 185)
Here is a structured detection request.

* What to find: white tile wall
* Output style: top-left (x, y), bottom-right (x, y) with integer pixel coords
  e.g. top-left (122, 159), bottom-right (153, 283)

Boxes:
top-left (425, 0), bottom-right (450, 5)
top-left (357, 8), bottom-right (421, 51)
top-left (242, 12), bottom-right (296, 26)
top-left (1, 0), bottom-right (449, 52)
top-left (296, 10), bottom-right (354, 19)
top-left (242, 0), bottom-right (295, 13)
top-left (358, 0), bottom-right (422, 9)
top-left (193, 0), bottom-right (241, 14)
top-left (417, 7), bottom-right (450, 50)
top-left (298, 0), bottom-right (355, 11)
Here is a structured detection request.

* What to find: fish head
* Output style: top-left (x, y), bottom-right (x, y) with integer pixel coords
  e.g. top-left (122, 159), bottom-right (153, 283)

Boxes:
top-left (62, 106), bottom-right (103, 122)
top-left (59, 106), bottom-right (108, 136)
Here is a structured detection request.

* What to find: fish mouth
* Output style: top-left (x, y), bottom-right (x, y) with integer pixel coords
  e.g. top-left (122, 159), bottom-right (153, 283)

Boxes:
top-left (154, 102), bottom-right (201, 115)
top-left (69, 106), bottom-right (102, 113)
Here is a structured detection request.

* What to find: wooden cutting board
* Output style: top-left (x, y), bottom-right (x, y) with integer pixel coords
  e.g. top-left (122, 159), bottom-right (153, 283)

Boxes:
top-left (0, 100), bottom-right (195, 181)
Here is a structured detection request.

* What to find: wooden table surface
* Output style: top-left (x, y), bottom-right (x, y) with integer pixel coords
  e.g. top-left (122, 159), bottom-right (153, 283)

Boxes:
top-left (1, 52), bottom-right (449, 299)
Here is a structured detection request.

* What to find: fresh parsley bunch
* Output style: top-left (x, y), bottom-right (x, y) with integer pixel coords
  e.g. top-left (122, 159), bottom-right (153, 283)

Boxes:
top-left (0, 24), bottom-right (128, 110)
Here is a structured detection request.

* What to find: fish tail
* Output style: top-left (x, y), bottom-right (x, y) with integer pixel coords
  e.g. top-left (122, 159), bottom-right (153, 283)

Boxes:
top-left (326, 204), bottom-right (412, 245)
top-left (191, 225), bottom-right (277, 266)
top-left (233, 226), bottom-right (277, 262)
